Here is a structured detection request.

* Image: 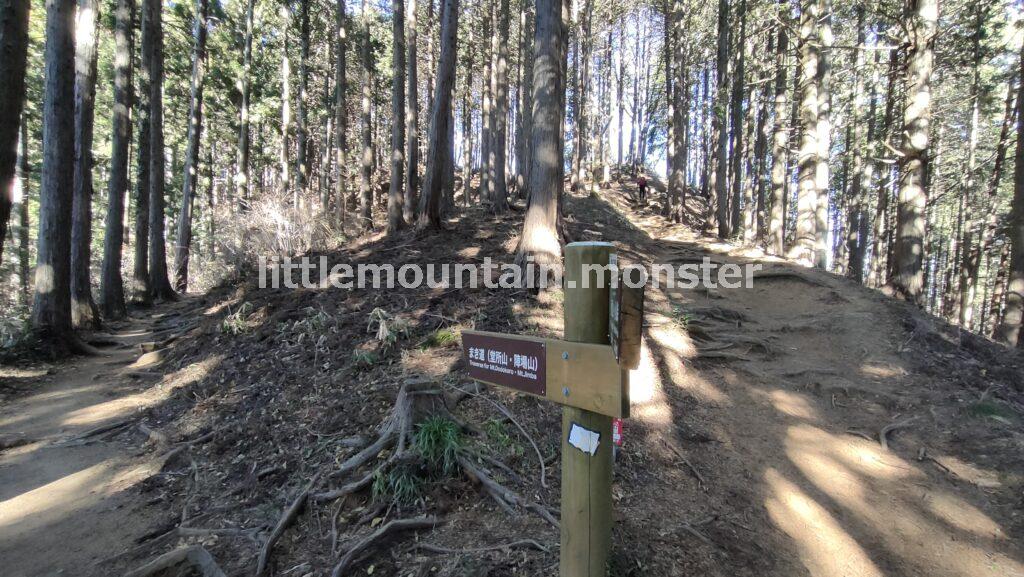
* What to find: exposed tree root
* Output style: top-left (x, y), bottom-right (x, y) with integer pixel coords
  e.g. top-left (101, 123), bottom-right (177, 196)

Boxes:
top-left (53, 417), bottom-right (135, 446)
top-left (125, 546), bottom-right (226, 577)
top-left (418, 539), bottom-right (549, 554)
top-left (255, 473), bottom-right (322, 576)
top-left (689, 306), bottom-right (749, 324)
top-left (458, 455), bottom-right (559, 527)
top-left (879, 416), bottom-right (918, 451)
top-left (695, 350), bottom-right (754, 363)
top-left (329, 516), bottom-right (443, 577)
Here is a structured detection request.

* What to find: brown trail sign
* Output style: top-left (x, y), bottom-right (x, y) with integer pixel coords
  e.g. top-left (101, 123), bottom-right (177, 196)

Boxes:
top-left (461, 242), bottom-right (644, 577)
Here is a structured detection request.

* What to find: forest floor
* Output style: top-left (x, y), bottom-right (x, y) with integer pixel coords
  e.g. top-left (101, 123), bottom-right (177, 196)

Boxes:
top-left (1, 180), bottom-right (1023, 577)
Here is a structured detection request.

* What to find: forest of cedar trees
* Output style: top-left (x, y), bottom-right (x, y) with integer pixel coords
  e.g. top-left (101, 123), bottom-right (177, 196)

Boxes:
top-left (3, 0), bottom-right (1024, 574)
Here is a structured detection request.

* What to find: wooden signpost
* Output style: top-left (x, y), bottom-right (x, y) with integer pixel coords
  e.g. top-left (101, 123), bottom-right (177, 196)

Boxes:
top-left (461, 242), bottom-right (643, 577)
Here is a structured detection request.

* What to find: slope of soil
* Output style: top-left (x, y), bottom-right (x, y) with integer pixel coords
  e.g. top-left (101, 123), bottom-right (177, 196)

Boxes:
top-left (1, 182), bottom-right (1022, 577)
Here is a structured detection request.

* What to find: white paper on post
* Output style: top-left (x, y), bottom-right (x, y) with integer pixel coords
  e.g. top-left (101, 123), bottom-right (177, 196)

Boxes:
top-left (568, 423), bottom-right (601, 456)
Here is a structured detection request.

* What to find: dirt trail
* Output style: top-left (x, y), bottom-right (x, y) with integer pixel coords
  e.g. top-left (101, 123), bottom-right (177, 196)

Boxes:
top-left (0, 301), bottom-right (201, 577)
top-left (580, 184), bottom-right (1024, 577)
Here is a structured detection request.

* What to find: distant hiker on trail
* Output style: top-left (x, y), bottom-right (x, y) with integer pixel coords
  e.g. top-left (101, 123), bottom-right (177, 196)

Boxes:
top-left (637, 173), bottom-right (648, 204)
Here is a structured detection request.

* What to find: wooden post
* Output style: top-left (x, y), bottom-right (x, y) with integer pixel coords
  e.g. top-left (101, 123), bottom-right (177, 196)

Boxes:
top-left (561, 242), bottom-right (615, 577)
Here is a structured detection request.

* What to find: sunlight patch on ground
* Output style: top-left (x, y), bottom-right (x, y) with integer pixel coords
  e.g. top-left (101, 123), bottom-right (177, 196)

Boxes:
top-left (765, 468), bottom-right (884, 577)
top-left (923, 491), bottom-right (1006, 539)
top-left (764, 389), bottom-right (821, 421)
top-left (0, 455), bottom-right (155, 534)
top-left (858, 363), bottom-right (907, 380)
top-left (61, 356), bottom-right (223, 429)
top-left (645, 323), bottom-right (728, 404)
top-left (782, 424), bottom-right (1022, 577)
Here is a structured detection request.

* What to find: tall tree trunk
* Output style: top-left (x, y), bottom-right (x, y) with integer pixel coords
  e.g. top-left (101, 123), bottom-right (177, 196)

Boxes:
top-left (664, 0), bottom-right (674, 218)
top-left (728, 0), bottom-right (746, 236)
top-left (889, 0), bottom-right (937, 303)
top-left (0, 0), bottom-right (30, 264)
top-left (358, 0), bottom-right (373, 229)
top-left (147, 0), bottom-right (175, 300)
top-left (971, 72), bottom-right (1019, 312)
top-left (70, 0), bottom-right (101, 329)
top-left (868, 49), bottom-right (899, 287)
top-left (478, 6), bottom-right (492, 201)
top-left (812, 0), bottom-right (832, 268)
top-left (669, 1), bottom-right (687, 223)
top-left (404, 0), bottom-right (419, 221)
top-left (515, 0), bottom-right (534, 196)
top-left (334, 0), bottom-right (347, 225)
top-left (279, 6), bottom-right (292, 198)
top-left (711, 0), bottom-right (730, 238)
top-left (388, 0), bottom-right (407, 232)
top-left (616, 17), bottom-right (624, 167)
top-left (16, 120), bottom-right (31, 302)
top-left (461, 24), bottom-right (474, 205)
top-left (100, 0), bottom-right (133, 320)
top-left (515, 0), bottom-right (566, 267)
top-left (995, 40), bottom-right (1024, 347)
top-left (765, 0), bottom-right (786, 255)
top-left (173, 0), bottom-right (209, 292)
top-left (789, 0), bottom-right (820, 265)
top-left (295, 0), bottom-right (309, 199)
top-left (989, 241), bottom-right (1011, 338)
top-left (957, 3), bottom-right (989, 327)
top-left (846, 10), bottom-right (874, 284)
top-left (752, 31), bottom-right (772, 243)
top-left (417, 0), bottom-right (458, 228)
top-left (134, 0), bottom-right (152, 304)
top-left (32, 0), bottom-right (77, 347)
top-left (571, 0), bottom-right (592, 194)
top-left (236, 0), bottom-right (254, 209)
top-left (489, 0), bottom-right (510, 212)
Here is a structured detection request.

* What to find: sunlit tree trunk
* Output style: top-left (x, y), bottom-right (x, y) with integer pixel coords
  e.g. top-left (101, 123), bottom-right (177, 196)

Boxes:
top-left (789, 0), bottom-right (820, 265)
top-left (812, 0), bottom-right (832, 269)
top-left (173, 0), bottom-right (209, 292)
top-left (615, 17), bottom-right (624, 167)
top-left (889, 0), bottom-right (937, 303)
top-left (100, 0), bottom-right (134, 320)
top-left (417, 0), bottom-right (458, 228)
top-left (32, 0), bottom-right (77, 347)
top-left (515, 0), bottom-right (566, 267)
top-left (70, 0), bottom-right (101, 329)
top-left (0, 0), bottom-right (30, 264)
top-left (236, 0), bottom-right (254, 209)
